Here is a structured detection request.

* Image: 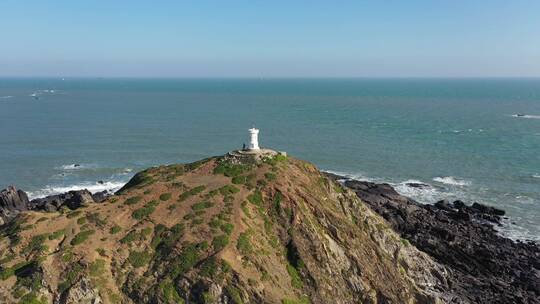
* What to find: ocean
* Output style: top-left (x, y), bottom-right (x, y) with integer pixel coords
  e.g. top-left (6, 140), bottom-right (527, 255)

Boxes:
top-left (1, 78), bottom-right (539, 241)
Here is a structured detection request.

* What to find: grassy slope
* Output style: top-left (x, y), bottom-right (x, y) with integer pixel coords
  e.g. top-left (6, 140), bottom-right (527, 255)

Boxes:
top-left (0, 154), bottom-right (444, 304)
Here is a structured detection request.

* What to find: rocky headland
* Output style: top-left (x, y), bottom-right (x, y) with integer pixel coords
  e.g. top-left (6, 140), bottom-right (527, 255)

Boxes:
top-left (0, 153), bottom-right (538, 303)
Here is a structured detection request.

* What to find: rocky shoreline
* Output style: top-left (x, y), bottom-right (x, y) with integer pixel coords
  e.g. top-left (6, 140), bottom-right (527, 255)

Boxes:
top-left (0, 186), bottom-right (111, 225)
top-left (325, 172), bottom-right (540, 304)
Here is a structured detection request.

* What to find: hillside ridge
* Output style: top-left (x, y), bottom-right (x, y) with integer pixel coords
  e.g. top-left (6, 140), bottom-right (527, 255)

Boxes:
top-left (0, 152), bottom-right (452, 304)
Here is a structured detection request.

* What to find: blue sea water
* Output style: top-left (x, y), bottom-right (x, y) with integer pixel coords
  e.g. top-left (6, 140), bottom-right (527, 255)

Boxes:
top-left (0, 78), bottom-right (539, 240)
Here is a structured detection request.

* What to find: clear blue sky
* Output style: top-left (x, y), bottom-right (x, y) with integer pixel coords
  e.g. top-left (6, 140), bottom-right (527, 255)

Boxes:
top-left (1, 0), bottom-right (539, 77)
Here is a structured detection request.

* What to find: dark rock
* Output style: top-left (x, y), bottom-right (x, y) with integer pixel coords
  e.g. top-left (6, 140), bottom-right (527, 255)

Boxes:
top-left (405, 182), bottom-right (430, 188)
top-left (434, 200), bottom-right (454, 212)
top-left (30, 189), bottom-right (95, 211)
top-left (471, 202), bottom-right (505, 216)
top-left (91, 190), bottom-right (110, 203)
top-left (0, 186), bottom-right (30, 224)
top-left (325, 172), bottom-right (540, 304)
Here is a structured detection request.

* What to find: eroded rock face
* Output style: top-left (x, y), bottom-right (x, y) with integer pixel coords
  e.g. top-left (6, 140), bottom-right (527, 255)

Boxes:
top-left (0, 186), bottom-right (30, 224)
top-left (326, 174), bottom-right (540, 304)
top-left (58, 277), bottom-right (102, 304)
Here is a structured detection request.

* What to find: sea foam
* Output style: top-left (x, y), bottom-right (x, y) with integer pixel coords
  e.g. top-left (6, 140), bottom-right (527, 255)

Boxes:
top-left (27, 181), bottom-right (126, 200)
top-left (433, 176), bottom-right (471, 186)
top-left (392, 179), bottom-right (442, 204)
top-left (512, 114), bottom-right (540, 119)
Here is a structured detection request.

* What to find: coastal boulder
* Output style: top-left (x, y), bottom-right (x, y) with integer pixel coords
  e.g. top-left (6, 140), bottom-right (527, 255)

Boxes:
top-left (0, 186), bottom-right (30, 224)
top-left (30, 189), bottom-right (95, 211)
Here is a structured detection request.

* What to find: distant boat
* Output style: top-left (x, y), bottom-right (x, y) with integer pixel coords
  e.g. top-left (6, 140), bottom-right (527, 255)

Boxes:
top-left (516, 113), bottom-right (525, 117)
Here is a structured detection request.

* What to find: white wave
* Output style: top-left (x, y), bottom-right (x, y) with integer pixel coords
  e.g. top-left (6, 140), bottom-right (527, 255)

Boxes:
top-left (433, 176), bottom-right (471, 186)
top-left (58, 163), bottom-right (88, 170)
top-left (0, 95), bottom-right (13, 99)
top-left (323, 169), bottom-right (369, 181)
top-left (121, 168), bottom-right (133, 174)
top-left (511, 114), bottom-right (540, 119)
top-left (392, 179), bottom-right (442, 204)
top-left (532, 174), bottom-right (540, 179)
top-left (27, 180), bottom-right (126, 200)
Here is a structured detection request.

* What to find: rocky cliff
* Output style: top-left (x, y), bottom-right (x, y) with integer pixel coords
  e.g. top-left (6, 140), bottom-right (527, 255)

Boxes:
top-left (0, 153), bottom-right (457, 303)
top-left (325, 174), bottom-right (540, 304)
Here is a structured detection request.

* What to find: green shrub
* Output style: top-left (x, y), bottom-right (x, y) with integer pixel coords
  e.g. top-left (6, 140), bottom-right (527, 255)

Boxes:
top-left (232, 175), bottom-right (247, 184)
top-left (200, 257), bottom-right (219, 277)
top-left (110, 225), bottom-right (121, 234)
top-left (18, 293), bottom-right (48, 304)
top-left (213, 161), bottom-right (249, 177)
top-left (264, 172), bottom-right (276, 181)
top-left (179, 185), bottom-right (206, 201)
top-left (240, 201), bottom-right (251, 218)
top-left (212, 235), bottom-right (229, 251)
top-left (132, 201), bottom-right (157, 220)
top-left (58, 263), bottom-right (83, 293)
top-left (225, 285), bottom-right (244, 304)
top-left (120, 230), bottom-right (144, 244)
top-left (287, 264), bottom-right (303, 289)
top-left (282, 297), bottom-right (310, 304)
top-left (22, 234), bottom-right (49, 254)
top-left (159, 279), bottom-right (184, 303)
top-left (70, 230), bottom-right (95, 245)
top-left (153, 224), bottom-right (185, 256)
top-left (49, 229), bottom-right (66, 240)
top-left (96, 248), bottom-right (106, 256)
top-left (170, 243), bottom-right (200, 278)
top-left (247, 190), bottom-right (263, 206)
top-left (125, 196), bottom-right (142, 205)
top-left (219, 185), bottom-right (239, 196)
top-left (221, 223), bottom-right (234, 235)
top-left (191, 201), bottom-right (214, 211)
top-left (401, 238), bottom-right (410, 247)
top-left (237, 232), bottom-right (252, 255)
top-left (128, 250), bottom-right (152, 268)
top-left (159, 193), bottom-right (172, 201)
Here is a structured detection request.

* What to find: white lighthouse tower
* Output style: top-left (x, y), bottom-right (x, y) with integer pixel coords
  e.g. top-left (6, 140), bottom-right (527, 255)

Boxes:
top-left (248, 127), bottom-right (260, 150)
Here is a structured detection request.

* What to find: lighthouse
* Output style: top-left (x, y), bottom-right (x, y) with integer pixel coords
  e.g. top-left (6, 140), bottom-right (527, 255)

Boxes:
top-left (248, 127), bottom-right (260, 150)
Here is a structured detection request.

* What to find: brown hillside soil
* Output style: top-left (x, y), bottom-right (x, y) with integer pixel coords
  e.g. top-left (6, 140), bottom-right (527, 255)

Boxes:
top-left (0, 153), bottom-right (454, 304)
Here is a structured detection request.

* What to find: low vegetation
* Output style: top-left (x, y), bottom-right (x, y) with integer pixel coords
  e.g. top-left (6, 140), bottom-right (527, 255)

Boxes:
top-left (212, 235), bottom-right (230, 251)
top-left (159, 193), bottom-right (172, 201)
top-left (70, 230), bottom-right (95, 245)
top-left (125, 196), bottom-right (143, 205)
top-left (132, 200), bottom-right (159, 220)
top-left (179, 185), bottom-right (206, 202)
top-left (128, 250), bottom-right (152, 268)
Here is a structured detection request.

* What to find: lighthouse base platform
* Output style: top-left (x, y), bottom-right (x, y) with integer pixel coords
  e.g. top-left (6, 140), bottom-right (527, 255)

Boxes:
top-left (226, 148), bottom-right (287, 163)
